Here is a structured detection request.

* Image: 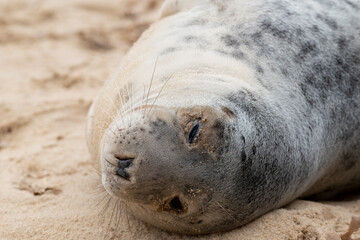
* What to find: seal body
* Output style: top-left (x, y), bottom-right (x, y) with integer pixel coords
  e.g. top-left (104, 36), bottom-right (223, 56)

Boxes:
top-left (87, 0), bottom-right (360, 234)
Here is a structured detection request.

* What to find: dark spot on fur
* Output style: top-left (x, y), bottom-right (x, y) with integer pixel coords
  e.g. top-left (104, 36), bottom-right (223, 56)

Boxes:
top-left (185, 19), bottom-right (208, 26)
top-left (252, 145), bottom-right (256, 155)
top-left (212, 120), bottom-right (224, 137)
top-left (251, 31), bottom-right (263, 41)
top-left (161, 47), bottom-right (179, 55)
top-left (241, 150), bottom-right (247, 162)
top-left (256, 65), bottom-right (264, 74)
top-left (344, 0), bottom-right (360, 9)
top-left (296, 41), bottom-right (318, 61)
top-left (316, 14), bottom-right (338, 30)
top-left (184, 35), bottom-right (197, 42)
top-left (222, 34), bottom-right (240, 47)
top-left (281, 68), bottom-right (289, 77)
top-left (152, 118), bottom-right (166, 128)
top-left (325, 18), bottom-right (338, 30)
top-left (300, 82), bottom-right (316, 107)
top-left (311, 25), bottom-right (320, 32)
top-left (260, 19), bottom-right (290, 39)
top-left (337, 37), bottom-right (349, 51)
top-left (231, 50), bottom-right (245, 59)
top-left (209, 119), bottom-right (231, 155)
top-left (221, 106), bottom-right (235, 117)
top-left (295, 28), bottom-right (305, 37)
top-left (342, 153), bottom-right (357, 171)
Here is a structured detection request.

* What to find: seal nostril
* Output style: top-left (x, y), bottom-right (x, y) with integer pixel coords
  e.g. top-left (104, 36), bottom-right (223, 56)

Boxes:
top-left (116, 168), bottom-right (130, 180)
top-left (114, 154), bottom-right (135, 180)
top-left (115, 155), bottom-right (135, 168)
top-left (117, 159), bottom-right (133, 169)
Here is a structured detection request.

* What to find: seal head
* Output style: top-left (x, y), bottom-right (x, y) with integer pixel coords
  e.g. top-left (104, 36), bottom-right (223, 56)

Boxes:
top-left (101, 104), bottom-right (244, 234)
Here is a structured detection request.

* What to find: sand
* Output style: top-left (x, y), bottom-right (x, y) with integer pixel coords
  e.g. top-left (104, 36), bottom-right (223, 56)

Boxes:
top-left (0, 0), bottom-right (359, 239)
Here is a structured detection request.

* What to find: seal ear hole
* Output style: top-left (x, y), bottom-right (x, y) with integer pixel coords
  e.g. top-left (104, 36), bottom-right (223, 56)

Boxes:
top-left (188, 122), bottom-right (201, 144)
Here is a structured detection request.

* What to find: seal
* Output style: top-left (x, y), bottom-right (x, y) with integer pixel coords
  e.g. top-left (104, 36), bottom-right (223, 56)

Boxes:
top-left (87, 0), bottom-right (360, 235)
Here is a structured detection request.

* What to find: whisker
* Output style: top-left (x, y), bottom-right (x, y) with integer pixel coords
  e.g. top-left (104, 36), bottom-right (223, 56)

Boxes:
top-left (99, 95), bottom-right (124, 130)
top-left (147, 74), bottom-right (174, 120)
top-left (98, 121), bottom-right (114, 145)
top-left (117, 86), bottom-right (129, 128)
top-left (108, 100), bottom-right (121, 130)
top-left (92, 183), bottom-right (106, 196)
top-left (144, 56), bottom-right (159, 119)
top-left (106, 199), bottom-right (117, 234)
top-left (101, 83), bottom-right (123, 118)
top-left (109, 88), bottom-right (125, 129)
top-left (114, 200), bottom-right (121, 232)
top-left (125, 203), bottom-right (134, 235)
top-left (108, 128), bottom-right (117, 137)
top-left (130, 83), bottom-right (134, 127)
top-left (99, 195), bottom-right (113, 216)
top-left (141, 82), bottom-right (147, 123)
top-left (124, 204), bottom-right (131, 233)
top-left (125, 83), bottom-right (132, 127)
top-left (101, 110), bottom-right (118, 137)
top-left (96, 192), bottom-right (111, 207)
top-left (97, 106), bottom-right (116, 137)
top-left (214, 200), bottom-right (240, 225)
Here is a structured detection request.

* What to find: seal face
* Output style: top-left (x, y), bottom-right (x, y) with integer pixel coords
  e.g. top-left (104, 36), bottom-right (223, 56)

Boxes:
top-left (100, 106), bottom-right (238, 233)
top-left (87, 0), bottom-right (360, 235)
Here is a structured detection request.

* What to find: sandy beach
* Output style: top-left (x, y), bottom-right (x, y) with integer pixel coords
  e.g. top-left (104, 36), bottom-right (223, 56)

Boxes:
top-left (0, 0), bottom-right (359, 239)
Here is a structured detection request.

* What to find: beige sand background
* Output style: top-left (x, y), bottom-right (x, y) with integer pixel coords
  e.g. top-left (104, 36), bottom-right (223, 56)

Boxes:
top-left (0, 0), bottom-right (359, 239)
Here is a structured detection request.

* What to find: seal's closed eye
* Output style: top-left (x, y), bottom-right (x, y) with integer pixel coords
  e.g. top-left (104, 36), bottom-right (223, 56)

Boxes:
top-left (188, 122), bottom-right (201, 144)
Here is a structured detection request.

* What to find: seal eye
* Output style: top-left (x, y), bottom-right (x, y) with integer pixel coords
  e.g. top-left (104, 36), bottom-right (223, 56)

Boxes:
top-left (188, 122), bottom-right (201, 144)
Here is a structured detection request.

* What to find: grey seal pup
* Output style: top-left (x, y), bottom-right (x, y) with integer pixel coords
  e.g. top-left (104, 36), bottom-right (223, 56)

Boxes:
top-left (87, 0), bottom-right (360, 235)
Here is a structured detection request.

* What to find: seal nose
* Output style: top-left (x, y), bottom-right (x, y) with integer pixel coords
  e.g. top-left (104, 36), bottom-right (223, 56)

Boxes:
top-left (114, 154), bottom-right (135, 180)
